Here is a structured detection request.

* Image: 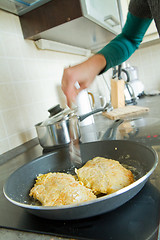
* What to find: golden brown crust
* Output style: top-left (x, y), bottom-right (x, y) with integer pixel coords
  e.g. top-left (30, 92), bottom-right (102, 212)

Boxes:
top-left (29, 157), bottom-right (134, 206)
top-left (29, 172), bottom-right (96, 206)
top-left (77, 157), bottom-right (134, 195)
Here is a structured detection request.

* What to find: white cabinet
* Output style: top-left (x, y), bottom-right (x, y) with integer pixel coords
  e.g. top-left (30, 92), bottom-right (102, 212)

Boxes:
top-left (15, 0), bottom-right (121, 52)
top-left (80, 0), bottom-right (121, 35)
top-left (120, 0), bottom-right (159, 44)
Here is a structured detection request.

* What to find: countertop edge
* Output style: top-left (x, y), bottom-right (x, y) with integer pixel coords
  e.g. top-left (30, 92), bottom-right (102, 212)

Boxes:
top-left (0, 138), bottom-right (39, 166)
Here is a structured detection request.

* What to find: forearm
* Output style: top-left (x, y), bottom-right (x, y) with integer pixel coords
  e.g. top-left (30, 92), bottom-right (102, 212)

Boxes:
top-left (80, 54), bottom-right (106, 78)
top-left (61, 12), bottom-right (152, 107)
top-left (97, 12), bottom-right (152, 73)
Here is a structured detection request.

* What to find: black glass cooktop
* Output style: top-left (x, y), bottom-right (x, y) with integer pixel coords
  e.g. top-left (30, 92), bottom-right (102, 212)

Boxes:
top-left (0, 180), bottom-right (160, 240)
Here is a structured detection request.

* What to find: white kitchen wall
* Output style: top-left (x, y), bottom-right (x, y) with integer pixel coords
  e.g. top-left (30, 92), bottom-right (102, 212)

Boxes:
top-left (1, 8), bottom-right (160, 155)
top-left (0, 9), bottom-right (90, 154)
top-left (126, 42), bottom-right (160, 92)
top-left (92, 40), bottom-right (160, 103)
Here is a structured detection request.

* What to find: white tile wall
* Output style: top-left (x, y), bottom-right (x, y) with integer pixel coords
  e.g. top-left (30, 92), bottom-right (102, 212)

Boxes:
top-left (0, 10), bottom-right (88, 154)
top-left (1, 9), bottom-right (160, 155)
top-left (126, 42), bottom-right (160, 92)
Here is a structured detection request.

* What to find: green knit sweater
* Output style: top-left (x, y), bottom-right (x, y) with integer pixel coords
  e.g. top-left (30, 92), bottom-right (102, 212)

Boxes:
top-left (97, 12), bottom-right (152, 73)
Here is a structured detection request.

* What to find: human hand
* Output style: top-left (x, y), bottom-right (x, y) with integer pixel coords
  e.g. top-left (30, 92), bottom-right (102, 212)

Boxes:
top-left (61, 54), bottom-right (106, 108)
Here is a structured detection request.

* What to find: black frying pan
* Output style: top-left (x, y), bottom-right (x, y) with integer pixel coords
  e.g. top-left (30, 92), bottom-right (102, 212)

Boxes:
top-left (3, 140), bottom-right (158, 220)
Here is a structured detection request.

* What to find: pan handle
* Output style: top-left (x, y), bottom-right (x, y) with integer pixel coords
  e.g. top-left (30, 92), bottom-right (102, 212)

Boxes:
top-left (78, 107), bottom-right (104, 122)
top-left (78, 103), bottom-right (112, 122)
top-left (100, 119), bottom-right (124, 140)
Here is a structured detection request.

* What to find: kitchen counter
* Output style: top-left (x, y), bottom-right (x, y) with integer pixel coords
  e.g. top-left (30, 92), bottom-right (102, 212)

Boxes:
top-left (0, 228), bottom-right (68, 240)
top-left (0, 95), bottom-right (160, 240)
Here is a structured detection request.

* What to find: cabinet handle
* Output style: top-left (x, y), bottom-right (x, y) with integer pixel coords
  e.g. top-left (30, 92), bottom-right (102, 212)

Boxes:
top-left (104, 15), bottom-right (120, 27)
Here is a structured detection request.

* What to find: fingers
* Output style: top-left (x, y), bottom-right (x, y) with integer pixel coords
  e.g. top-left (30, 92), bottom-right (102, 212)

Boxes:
top-left (61, 55), bottom-right (106, 108)
top-left (61, 78), bottom-right (77, 108)
top-left (61, 67), bottom-right (82, 108)
top-left (61, 63), bottom-right (91, 108)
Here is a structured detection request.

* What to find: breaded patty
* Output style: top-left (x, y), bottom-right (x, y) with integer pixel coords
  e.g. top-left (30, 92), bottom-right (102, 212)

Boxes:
top-left (29, 172), bottom-right (96, 206)
top-left (76, 157), bottom-right (134, 195)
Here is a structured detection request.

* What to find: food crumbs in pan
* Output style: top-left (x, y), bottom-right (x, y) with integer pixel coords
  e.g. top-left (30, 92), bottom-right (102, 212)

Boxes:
top-left (29, 157), bottom-right (134, 206)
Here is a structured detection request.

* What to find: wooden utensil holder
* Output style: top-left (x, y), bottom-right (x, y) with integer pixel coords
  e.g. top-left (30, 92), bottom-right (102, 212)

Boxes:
top-left (111, 78), bottom-right (125, 109)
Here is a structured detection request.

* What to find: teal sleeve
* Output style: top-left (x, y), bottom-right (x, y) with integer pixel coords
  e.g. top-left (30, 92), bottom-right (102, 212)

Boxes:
top-left (97, 12), bottom-right (152, 73)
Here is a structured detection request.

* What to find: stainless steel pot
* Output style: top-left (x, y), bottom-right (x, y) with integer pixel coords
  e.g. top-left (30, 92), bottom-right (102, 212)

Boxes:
top-left (35, 104), bottom-right (112, 149)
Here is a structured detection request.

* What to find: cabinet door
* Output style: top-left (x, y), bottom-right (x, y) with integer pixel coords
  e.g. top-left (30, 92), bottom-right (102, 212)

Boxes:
top-left (80, 0), bottom-right (121, 35)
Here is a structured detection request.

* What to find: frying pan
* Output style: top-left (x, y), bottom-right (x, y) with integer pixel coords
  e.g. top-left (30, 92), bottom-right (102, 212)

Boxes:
top-left (3, 140), bottom-right (158, 220)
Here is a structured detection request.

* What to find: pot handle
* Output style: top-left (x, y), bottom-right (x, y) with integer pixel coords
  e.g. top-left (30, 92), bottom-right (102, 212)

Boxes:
top-left (78, 103), bottom-right (112, 122)
top-left (100, 119), bottom-right (124, 140)
top-left (121, 69), bottom-right (130, 82)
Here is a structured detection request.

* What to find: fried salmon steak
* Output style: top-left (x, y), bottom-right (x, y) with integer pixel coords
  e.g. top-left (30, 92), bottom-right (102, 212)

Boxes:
top-left (76, 157), bottom-right (134, 195)
top-left (29, 172), bottom-right (96, 206)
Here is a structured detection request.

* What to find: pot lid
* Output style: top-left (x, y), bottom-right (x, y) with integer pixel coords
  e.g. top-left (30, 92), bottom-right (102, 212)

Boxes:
top-left (41, 105), bottom-right (77, 126)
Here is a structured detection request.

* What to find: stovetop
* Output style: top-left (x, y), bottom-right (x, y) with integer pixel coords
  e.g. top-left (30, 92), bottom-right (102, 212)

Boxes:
top-left (1, 97), bottom-right (160, 240)
top-left (0, 180), bottom-right (159, 240)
